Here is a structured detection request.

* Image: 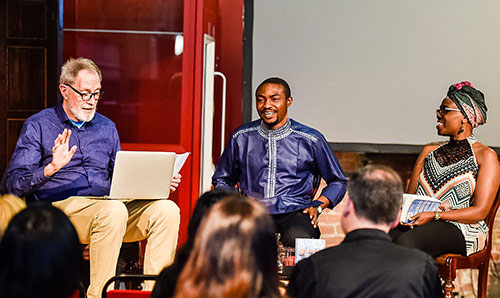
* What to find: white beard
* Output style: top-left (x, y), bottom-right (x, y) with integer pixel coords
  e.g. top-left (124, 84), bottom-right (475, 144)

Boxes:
top-left (68, 101), bottom-right (96, 122)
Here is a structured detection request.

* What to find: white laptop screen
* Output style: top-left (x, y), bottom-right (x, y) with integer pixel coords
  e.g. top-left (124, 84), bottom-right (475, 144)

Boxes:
top-left (108, 151), bottom-right (176, 199)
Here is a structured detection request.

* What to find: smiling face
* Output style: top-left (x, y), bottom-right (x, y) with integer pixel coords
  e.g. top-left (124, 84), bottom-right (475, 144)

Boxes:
top-left (59, 69), bottom-right (101, 122)
top-left (255, 83), bottom-right (293, 130)
top-left (436, 97), bottom-right (466, 136)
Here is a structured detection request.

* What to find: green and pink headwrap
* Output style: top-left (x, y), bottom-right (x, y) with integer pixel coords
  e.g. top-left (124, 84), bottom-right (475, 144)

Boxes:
top-left (447, 81), bottom-right (487, 128)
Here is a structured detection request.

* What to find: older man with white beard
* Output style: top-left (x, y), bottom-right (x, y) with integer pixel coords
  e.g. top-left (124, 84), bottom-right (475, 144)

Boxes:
top-left (5, 57), bottom-right (181, 298)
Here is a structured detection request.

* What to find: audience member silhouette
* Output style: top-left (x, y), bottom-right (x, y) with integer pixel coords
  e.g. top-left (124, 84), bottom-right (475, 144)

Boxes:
top-left (173, 196), bottom-right (280, 298)
top-left (287, 165), bottom-right (442, 298)
top-left (0, 203), bottom-right (83, 298)
top-left (151, 189), bottom-right (238, 298)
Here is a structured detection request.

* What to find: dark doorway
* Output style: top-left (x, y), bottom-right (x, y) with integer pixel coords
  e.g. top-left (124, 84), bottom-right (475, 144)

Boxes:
top-left (0, 0), bottom-right (61, 177)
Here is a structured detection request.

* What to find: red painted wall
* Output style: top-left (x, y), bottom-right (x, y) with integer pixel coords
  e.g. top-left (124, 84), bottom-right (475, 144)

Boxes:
top-left (62, 0), bottom-right (245, 245)
top-left (213, 0), bottom-right (244, 163)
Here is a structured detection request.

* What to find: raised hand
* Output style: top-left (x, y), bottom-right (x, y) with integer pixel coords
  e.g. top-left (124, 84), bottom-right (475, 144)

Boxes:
top-left (44, 129), bottom-right (77, 177)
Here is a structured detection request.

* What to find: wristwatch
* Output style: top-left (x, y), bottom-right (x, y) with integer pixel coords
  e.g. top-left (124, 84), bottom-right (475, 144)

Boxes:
top-left (434, 211), bottom-right (441, 221)
top-left (316, 205), bottom-right (323, 215)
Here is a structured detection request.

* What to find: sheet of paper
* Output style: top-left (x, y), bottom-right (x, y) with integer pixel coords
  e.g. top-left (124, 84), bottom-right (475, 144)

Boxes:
top-left (401, 194), bottom-right (441, 224)
top-left (173, 152), bottom-right (190, 177)
top-left (404, 200), bottom-right (441, 223)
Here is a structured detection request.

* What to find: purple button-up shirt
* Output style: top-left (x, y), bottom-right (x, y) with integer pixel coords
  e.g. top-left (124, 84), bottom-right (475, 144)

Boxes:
top-left (212, 119), bottom-right (347, 214)
top-left (6, 103), bottom-right (121, 202)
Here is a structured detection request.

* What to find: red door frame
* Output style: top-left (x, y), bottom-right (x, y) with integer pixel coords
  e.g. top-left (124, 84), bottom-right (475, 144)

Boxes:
top-left (179, 0), bottom-right (205, 244)
top-left (122, 0), bottom-right (205, 245)
top-left (125, 0), bottom-right (244, 245)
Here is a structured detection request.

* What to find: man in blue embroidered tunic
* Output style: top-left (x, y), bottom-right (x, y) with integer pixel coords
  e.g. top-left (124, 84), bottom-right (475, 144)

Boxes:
top-left (212, 77), bottom-right (347, 246)
top-left (4, 57), bottom-right (181, 298)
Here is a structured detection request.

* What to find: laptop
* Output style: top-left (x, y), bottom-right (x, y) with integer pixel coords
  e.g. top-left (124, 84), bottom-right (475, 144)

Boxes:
top-left (81, 151), bottom-right (176, 200)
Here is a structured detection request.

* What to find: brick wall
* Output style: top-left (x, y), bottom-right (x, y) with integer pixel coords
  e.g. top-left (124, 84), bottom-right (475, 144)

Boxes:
top-left (319, 151), bottom-right (500, 297)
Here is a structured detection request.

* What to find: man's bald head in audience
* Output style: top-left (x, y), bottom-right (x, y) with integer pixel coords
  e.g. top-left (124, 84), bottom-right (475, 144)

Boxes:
top-left (347, 164), bottom-right (403, 225)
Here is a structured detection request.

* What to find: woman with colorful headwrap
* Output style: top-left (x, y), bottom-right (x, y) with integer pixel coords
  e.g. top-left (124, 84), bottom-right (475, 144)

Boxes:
top-left (391, 81), bottom-right (500, 257)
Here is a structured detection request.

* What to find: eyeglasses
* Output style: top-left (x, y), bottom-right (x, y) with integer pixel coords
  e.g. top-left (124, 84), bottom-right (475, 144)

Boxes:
top-left (65, 84), bottom-right (103, 101)
top-left (436, 106), bottom-right (461, 116)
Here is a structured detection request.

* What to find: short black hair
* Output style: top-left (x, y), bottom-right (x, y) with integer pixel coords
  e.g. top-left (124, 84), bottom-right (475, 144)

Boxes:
top-left (255, 77), bottom-right (291, 99)
top-left (0, 203), bottom-right (82, 298)
top-left (187, 188), bottom-right (240, 241)
top-left (347, 164), bottom-right (403, 225)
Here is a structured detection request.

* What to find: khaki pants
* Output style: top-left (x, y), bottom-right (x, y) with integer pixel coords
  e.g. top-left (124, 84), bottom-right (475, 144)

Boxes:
top-left (0, 194), bottom-right (26, 237)
top-left (53, 198), bottom-right (180, 298)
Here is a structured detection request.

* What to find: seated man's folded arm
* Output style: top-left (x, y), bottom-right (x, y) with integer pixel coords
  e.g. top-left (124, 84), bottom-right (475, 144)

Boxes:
top-left (212, 137), bottom-right (240, 192)
top-left (314, 134), bottom-right (347, 208)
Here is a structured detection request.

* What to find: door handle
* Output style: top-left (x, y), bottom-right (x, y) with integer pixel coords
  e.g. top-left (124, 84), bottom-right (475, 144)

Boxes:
top-left (214, 71), bottom-right (227, 156)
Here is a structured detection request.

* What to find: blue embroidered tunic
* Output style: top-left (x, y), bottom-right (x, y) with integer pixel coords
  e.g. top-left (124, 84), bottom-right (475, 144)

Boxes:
top-left (212, 119), bottom-right (347, 214)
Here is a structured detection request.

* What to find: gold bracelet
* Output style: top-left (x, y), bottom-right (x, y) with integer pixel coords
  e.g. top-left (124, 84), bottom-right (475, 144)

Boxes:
top-left (434, 211), bottom-right (441, 221)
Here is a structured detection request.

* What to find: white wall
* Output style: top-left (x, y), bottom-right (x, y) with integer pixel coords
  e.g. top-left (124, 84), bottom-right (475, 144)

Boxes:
top-left (253, 1), bottom-right (500, 146)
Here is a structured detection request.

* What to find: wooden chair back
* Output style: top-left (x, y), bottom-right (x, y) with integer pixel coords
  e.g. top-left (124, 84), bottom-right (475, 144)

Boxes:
top-left (435, 187), bottom-right (500, 298)
top-left (484, 188), bottom-right (500, 246)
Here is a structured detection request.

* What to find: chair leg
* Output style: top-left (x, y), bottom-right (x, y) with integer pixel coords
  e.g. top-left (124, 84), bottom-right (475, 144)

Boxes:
top-left (477, 262), bottom-right (490, 298)
top-left (442, 278), bottom-right (455, 298)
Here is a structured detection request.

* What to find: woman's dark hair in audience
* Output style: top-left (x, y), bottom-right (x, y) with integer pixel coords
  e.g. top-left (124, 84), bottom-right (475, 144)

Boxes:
top-left (0, 202), bottom-right (82, 298)
top-left (151, 188), bottom-right (239, 298)
top-left (186, 188), bottom-right (239, 245)
top-left (173, 196), bottom-right (279, 298)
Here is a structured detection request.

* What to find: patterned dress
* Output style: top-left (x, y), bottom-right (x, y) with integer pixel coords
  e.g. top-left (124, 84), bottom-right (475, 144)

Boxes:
top-left (416, 136), bottom-right (487, 255)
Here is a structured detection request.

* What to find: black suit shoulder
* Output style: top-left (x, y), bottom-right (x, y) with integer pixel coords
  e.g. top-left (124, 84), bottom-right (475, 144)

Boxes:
top-left (287, 229), bottom-right (442, 298)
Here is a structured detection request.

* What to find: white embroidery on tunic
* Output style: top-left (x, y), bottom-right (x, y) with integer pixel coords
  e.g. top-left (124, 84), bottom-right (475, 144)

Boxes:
top-left (267, 135), bottom-right (277, 198)
top-left (257, 120), bottom-right (320, 198)
top-left (291, 129), bottom-right (318, 143)
top-left (258, 120), bottom-right (293, 198)
top-left (233, 126), bottom-right (258, 138)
